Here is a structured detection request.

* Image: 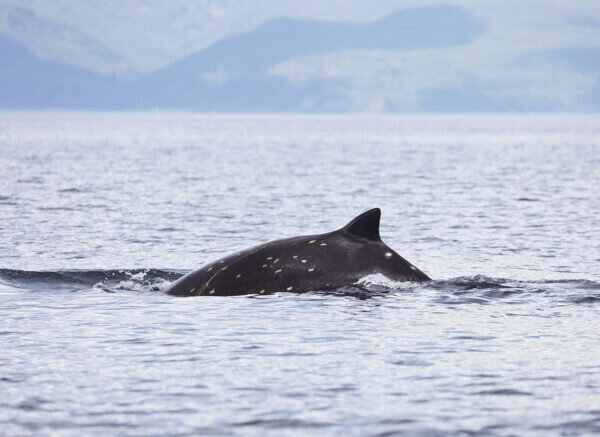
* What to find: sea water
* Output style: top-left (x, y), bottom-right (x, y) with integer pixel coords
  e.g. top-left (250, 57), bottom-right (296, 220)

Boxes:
top-left (1, 113), bottom-right (599, 436)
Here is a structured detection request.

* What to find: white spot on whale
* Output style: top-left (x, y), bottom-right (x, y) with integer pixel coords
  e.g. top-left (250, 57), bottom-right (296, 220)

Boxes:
top-left (287, 286), bottom-right (293, 291)
top-left (292, 255), bottom-right (298, 259)
top-left (273, 258), bottom-right (279, 264)
top-left (262, 264), bottom-right (268, 268)
top-left (236, 274), bottom-right (241, 279)
top-left (385, 252), bottom-right (392, 257)
top-left (274, 269), bottom-right (282, 274)
top-left (266, 257), bottom-right (273, 260)
top-left (259, 289), bottom-right (265, 294)
top-left (301, 259), bottom-right (307, 263)
top-left (207, 267), bottom-right (213, 272)
top-left (308, 240), bottom-right (316, 244)
top-left (320, 242), bottom-right (327, 246)
top-left (308, 268), bottom-right (315, 272)
top-left (209, 289), bottom-right (215, 294)
top-left (410, 265), bottom-right (417, 270)
top-left (189, 287), bottom-right (196, 294)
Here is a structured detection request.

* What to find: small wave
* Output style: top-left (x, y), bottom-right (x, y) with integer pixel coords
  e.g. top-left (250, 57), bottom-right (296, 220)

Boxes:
top-left (0, 268), bottom-right (183, 293)
top-left (429, 276), bottom-right (600, 291)
top-left (569, 295), bottom-right (600, 304)
top-left (425, 276), bottom-right (600, 305)
top-left (432, 275), bottom-right (513, 290)
top-left (2, 269), bottom-right (599, 303)
top-left (57, 187), bottom-right (89, 193)
top-left (474, 388), bottom-right (533, 396)
top-left (232, 418), bottom-right (330, 429)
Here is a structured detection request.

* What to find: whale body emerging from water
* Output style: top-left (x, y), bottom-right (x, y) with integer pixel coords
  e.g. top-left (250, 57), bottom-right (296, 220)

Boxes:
top-left (165, 208), bottom-right (430, 296)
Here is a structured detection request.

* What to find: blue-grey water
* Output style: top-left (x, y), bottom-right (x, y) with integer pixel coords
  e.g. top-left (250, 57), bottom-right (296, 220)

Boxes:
top-left (1, 113), bottom-right (599, 436)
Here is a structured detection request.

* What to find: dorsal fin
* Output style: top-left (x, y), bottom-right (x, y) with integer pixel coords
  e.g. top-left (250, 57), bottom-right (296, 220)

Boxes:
top-left (342, 208), bottom-right (381, 241)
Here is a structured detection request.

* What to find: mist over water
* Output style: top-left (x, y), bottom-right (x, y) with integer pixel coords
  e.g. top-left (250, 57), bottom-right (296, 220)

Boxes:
top-left (1, 113), bottom-right (599, 435)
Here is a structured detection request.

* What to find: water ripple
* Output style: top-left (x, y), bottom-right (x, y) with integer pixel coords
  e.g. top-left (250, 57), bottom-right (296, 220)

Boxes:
top-left (1, 113), bottom-right (599, 436)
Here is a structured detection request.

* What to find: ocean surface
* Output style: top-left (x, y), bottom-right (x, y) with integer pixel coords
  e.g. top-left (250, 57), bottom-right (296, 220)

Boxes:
top-left (1, 112), bottom-right (599, 436)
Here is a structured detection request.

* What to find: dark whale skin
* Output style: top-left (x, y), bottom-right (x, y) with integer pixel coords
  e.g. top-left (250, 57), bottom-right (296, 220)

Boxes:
top-left (165, 208), bottom-right (430, 296)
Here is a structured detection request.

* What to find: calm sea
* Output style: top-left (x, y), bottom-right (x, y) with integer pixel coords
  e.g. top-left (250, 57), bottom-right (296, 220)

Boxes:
top-left (1, 113), bottom-right (599, 436)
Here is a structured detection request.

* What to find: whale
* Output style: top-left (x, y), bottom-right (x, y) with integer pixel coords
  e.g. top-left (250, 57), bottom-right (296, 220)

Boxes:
top-left (165, 208), bottom-right (430, 296)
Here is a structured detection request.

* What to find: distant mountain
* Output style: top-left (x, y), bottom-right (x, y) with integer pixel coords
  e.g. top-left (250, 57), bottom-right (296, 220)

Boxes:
top-left (151, 6), bottom-right (480, 80)
top-left (549, 46), bottom-right (600, 108)
top-left (137, 5), bottom-right (482, 109)
top-left (551, 46), bottom-right (600, 74)
top-left (0, 34), bottom-right (123, 109)
top-left (0, 5), bottom-right (133, 77)
top-left (1, 3), bottom-right (598, 112)
top-left (0, 0), bottom-right (427, 74)
top-left (0, 6), bottom-right (482, 111)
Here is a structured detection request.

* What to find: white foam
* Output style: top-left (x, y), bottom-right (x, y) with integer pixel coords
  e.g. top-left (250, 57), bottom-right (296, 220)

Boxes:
top-left (92, 270), bottom-right (172, 292)
top-left (356, 273), bottom-right (418, 290)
